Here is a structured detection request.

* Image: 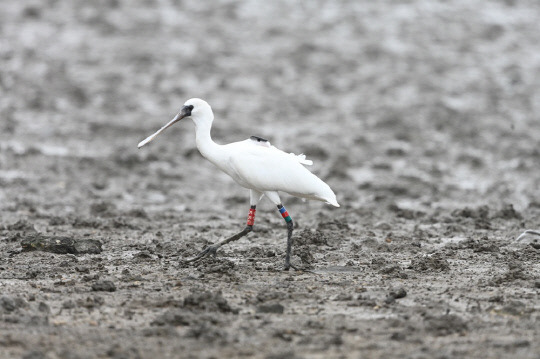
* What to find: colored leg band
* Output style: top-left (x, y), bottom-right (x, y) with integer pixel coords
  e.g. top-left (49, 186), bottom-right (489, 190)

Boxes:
top-left (247, 206), bottom-right (256, 226)
top-left (278, 205), bottom-right (292, 223)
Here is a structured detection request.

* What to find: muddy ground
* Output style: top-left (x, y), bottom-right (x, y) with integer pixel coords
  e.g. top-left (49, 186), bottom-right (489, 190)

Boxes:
top-left (1, 1), bottom-right (539, 358)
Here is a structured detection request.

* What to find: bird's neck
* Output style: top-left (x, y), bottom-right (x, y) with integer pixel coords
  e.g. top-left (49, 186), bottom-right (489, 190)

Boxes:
top-left (194, 121), bottom-right (221, 164)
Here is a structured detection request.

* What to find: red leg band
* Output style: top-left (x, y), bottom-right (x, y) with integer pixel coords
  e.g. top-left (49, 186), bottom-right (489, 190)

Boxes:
top-left (247, 208), bottom-right (256, 226)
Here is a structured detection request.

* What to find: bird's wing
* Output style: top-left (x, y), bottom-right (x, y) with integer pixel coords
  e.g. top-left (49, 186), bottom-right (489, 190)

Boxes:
top-left (291, 153), bottom-right (313, 166)
top-left (246, 137), bottom-right (312, 165)
top-left (224, 140), bottom-right (336, 205)
top-left (249, 136), bottom-right (271, 147)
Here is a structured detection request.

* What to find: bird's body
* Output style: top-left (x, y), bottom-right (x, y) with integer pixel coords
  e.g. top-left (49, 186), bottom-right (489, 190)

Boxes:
top-left (138, 98), bottom-right (339, 269)
top-left (196, 135), bottom-right (339, 206)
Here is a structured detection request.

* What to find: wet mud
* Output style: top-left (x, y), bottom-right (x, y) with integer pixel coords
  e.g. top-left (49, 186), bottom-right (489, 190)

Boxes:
top-left (1, 0), bottom-right (539, 358)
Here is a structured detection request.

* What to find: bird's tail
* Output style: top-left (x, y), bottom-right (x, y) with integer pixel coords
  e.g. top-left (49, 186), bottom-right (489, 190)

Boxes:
top-left (325, 195), bottom-right (340, 207)
top-left (318, 182), bottom-right (340, 207)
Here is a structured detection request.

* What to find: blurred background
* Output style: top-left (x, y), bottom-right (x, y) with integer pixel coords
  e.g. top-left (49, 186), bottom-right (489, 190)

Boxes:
top-left (1, 2), bottom-right (540, 358)
top-left (1, 0), bottom-right (539, 221)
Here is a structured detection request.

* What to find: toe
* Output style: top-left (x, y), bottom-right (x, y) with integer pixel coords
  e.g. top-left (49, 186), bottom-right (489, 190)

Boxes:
top-left (283, 263), bottom-right (291, 271)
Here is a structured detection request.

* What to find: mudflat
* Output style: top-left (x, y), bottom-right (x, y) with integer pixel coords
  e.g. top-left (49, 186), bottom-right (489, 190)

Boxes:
top-left (0, 1), bottom-right (539, 358)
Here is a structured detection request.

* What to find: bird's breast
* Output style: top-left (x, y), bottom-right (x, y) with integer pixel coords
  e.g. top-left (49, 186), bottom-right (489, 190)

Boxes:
top-left (207, 155), bottom-right (253, 189)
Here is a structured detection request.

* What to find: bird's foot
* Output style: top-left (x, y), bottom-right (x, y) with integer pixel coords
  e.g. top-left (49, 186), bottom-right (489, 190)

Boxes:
top-left (183, 244), bottom-right (220, 263)
top-left (283, 263), bottom-right (297, 271)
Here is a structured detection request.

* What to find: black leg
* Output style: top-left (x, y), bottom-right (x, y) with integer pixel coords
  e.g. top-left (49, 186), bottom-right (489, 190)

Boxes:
top-left (277, 204), bottom-right (317, 274)
top-left (284, 220), bottom-right (294, 270)
top-left (277, 204), bottom-right (297, 270)
top-left (184, 206), bottom-right (256, 263)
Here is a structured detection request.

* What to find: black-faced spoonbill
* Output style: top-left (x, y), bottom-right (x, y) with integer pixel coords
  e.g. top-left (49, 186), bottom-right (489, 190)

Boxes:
top-left (138, 98), bottom-right (339, 270)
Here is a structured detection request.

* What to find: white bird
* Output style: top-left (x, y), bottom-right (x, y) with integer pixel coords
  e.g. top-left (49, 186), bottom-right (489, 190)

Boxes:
top-left (516, 229), bottom-right (540, 241)
top-left (138, 98), bottom-right (339, 270)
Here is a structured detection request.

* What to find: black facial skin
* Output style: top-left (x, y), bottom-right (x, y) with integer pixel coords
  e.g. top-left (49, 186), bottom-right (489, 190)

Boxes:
top-left (181, 104), bottom-right (194, 117)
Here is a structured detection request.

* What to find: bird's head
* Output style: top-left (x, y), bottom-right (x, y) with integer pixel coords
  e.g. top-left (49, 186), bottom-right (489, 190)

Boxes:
top-left (137, 98), bottom-right (214, 148)
top-left (183, 98), bottom-right (214, 127)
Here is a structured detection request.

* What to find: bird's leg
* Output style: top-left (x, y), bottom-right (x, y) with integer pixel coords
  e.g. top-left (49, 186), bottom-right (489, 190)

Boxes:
top-left (277, 204), bottom-right (297, 270)
top-left (184, 206), bottom-right (256, 263)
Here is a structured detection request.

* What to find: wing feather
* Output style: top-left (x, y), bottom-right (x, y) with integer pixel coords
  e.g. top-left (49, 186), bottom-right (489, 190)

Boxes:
top-left (224, 140), bottom-right (336, 205)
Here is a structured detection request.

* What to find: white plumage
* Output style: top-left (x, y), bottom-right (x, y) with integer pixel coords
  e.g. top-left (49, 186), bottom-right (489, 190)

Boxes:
top-left (138, 98), bottom-right (339, 208)
top-left (138, 98), bottom-right (339, 269)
